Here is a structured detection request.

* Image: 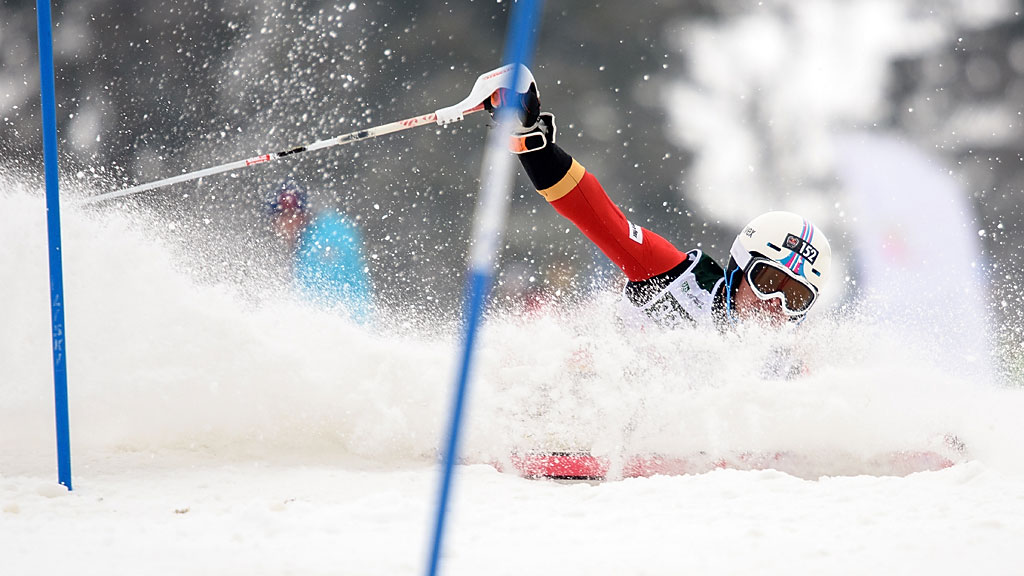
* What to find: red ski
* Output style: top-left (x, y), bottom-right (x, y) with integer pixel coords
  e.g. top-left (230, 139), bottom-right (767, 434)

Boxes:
top-left (506, 448), bottom-right (958, 481)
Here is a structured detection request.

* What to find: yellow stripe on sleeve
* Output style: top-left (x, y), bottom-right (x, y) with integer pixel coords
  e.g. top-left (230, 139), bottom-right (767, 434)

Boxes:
top-left (537, 159), bottom-right (586, 202)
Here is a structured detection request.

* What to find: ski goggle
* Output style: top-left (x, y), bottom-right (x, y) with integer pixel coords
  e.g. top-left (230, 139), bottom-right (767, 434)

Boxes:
top-left (744, 258), bottom-right (818, 316)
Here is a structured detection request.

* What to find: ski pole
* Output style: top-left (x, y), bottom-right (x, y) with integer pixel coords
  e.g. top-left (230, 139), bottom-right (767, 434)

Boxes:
top-left (78, 107), bottom-right (481, 205)
top-left (79, 63), bottom-right (537, 205)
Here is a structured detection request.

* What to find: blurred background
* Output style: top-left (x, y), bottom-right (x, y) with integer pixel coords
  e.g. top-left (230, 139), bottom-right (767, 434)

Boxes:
top-left (2, 0), bottom-right (1022, 369)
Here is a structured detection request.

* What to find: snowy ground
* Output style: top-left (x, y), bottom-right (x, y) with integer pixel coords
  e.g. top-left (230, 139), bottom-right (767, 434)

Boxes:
top-left (6, 456), bottom-right (1024, 575)
top-left (5, 183), bottom-right (1024, 575)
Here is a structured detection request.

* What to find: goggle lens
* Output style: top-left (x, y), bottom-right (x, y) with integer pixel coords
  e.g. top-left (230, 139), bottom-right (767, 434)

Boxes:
top-left (746, 260), bottom-right (816, 314)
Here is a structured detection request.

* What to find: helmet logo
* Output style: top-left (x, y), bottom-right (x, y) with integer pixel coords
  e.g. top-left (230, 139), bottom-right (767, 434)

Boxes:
top-left (783, 233), bottom-right (819, 264)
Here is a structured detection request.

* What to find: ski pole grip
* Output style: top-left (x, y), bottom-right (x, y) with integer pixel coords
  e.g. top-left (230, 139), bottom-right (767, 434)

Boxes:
top-left (434, 63), bottom-right (536, 125)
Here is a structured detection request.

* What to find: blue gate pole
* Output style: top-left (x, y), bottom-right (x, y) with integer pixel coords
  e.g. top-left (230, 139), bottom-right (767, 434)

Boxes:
top-left (36, 0), bottom-right (73, 491)
top-left (426, 2), bottom-right (543, 575)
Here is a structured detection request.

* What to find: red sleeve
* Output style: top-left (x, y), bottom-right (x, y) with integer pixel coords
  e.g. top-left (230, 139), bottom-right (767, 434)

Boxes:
top-left (538, 159), bottom-right (686, 282)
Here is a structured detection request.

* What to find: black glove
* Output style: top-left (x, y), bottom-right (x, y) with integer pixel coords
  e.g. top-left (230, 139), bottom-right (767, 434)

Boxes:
top-left (484, 84), bottom-right (541, 132)
top-left (483, 84), bottom-right (555, 154)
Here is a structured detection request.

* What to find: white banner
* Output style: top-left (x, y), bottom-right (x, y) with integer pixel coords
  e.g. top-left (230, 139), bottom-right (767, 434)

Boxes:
top-left (836, 132), bottom-right (992, 379)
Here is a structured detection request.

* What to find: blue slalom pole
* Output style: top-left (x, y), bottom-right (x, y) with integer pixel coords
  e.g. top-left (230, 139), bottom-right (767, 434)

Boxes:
top-left (36, 0), bottom-right (73, 491)
top-left (426, 2), bottom-right (543, 575)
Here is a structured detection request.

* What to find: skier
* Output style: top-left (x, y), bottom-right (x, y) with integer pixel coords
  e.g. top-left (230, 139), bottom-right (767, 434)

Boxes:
top-left (487, 85), bottom-right (832, 329)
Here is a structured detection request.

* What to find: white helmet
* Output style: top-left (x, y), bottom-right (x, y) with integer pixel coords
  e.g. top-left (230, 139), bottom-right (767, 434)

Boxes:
top-left (727, 211), bottom-right (832, 317)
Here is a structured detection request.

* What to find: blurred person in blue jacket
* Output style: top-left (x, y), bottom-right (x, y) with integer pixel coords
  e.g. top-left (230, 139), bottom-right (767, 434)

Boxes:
top-left (267, 178), bottom-right (374, 322)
